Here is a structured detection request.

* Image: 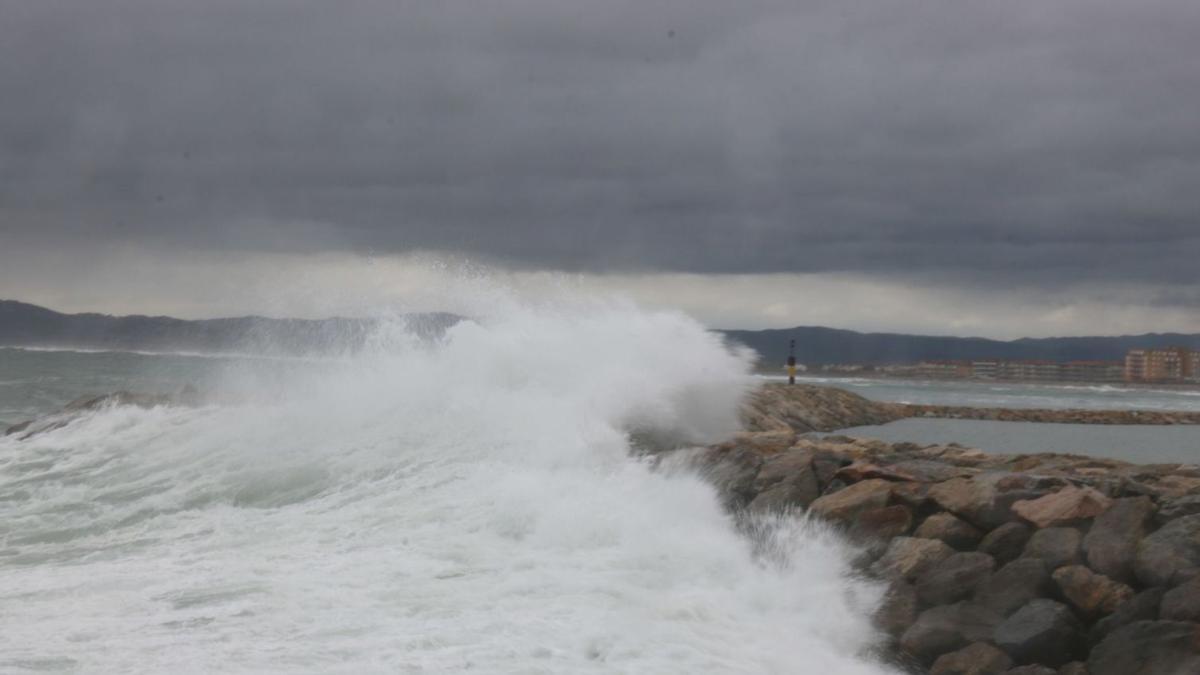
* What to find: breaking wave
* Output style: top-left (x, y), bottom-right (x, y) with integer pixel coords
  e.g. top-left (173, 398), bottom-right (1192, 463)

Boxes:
top-left (0, 295), bottom-right (893, 673)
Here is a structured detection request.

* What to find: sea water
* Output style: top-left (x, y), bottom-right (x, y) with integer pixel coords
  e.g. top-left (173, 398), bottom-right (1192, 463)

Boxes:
top-left (0, 299), bottom-right (894, 674)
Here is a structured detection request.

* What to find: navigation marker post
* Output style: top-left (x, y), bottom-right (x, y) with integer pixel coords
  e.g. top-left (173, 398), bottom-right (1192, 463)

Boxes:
top-left (787, 339), bottom-right (797, 385)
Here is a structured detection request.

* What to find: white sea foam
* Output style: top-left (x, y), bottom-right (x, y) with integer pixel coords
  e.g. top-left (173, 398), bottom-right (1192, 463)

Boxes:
top-left (0, 296), bottom-right (893, 673)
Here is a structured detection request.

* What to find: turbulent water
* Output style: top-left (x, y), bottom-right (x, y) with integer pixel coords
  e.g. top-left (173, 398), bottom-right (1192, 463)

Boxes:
top-left (0, 301), bottom-right (893, 674)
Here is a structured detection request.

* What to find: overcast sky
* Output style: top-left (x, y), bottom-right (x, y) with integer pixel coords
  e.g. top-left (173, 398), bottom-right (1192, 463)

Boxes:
top-left (3, 0), bottom-right (1199, 337)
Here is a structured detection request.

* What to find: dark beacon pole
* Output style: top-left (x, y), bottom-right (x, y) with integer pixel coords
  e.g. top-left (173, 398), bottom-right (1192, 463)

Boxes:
top-left (787, 339), bottom-right (797, 385)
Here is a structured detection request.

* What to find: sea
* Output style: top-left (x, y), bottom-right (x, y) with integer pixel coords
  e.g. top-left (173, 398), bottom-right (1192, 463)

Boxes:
top-left (0, 303), bottom-right (894, 674)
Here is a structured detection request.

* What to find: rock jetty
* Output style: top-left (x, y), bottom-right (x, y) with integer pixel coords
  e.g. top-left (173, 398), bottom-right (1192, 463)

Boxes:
top-left (699, 383), bottom-right (1200, 674)
top-left (743, 382), bottom-right (1200, 431)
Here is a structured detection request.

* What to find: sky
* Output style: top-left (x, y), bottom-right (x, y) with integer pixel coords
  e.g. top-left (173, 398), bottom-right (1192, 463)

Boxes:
top-left (2, 0), bottom-right (1199, 338)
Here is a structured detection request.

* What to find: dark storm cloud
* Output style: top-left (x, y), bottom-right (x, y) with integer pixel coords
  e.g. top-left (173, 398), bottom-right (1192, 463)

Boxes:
top-left (3, 0), bottom-right (1199, 285)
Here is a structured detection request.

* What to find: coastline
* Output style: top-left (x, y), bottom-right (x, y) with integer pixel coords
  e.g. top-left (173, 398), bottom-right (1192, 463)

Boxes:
top-left (693, 382), bottom-right (1200, 672)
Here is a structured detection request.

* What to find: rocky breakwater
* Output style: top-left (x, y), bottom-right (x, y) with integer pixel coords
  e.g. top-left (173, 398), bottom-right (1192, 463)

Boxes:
top-left (743, 382), bottom-right (1200, 429)
top-left (698, 434), bottom-right (1200, 672)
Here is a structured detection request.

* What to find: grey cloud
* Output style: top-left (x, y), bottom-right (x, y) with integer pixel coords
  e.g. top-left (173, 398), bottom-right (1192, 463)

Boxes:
top-left (2, 0), bottom-right (1199, 287)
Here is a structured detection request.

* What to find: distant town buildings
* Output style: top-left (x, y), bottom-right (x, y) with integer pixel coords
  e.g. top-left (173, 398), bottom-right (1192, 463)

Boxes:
top-left (813, 347), bottom-right (1200, 385)
top-left (1124, 347), bottom-right (1200, 383)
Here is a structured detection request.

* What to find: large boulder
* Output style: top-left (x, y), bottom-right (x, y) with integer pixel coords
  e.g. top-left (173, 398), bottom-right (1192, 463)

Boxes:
top-left (916, 513), bottom-right (984, 550)
top-left (809, 478), bottom-right (893, 524)
top-left (917, 552), bottom-right (996, 606)
top-left (1157, 494), bottom-right (1200, 524)
top-left (1022, 527), bottom-right (1083, 570)
top-left (1087, 621), bottom-right (1200, 675)
top-left (852, 504), bottom-right (914, 540)
top-left (929, 476), bottom-right (1040, 530)
top-left (874, 581), bottom-right (919, 638)
top-left (900, 602), bottom-right (1003, 666)
top-left (974, 558), bottom-right (1053, 617)
top-left (745, 449), bottom-right (820, 513)
top-left (1051, 565), bottom-right (1134, 617)
top-left (979, 522), bottom-right (1033, 565)
top-left (1090, 587), bottom-right (1165, 644)
top-left (1134, 514), bottom-right (1200, 587)
top-left (993, 599), bottom-right (1083, 668)
top-left (1012, 486), bottom-right (1112, 529)
top-left (930, 642), bottom-right (1012, 675)
top-left (1082, 496), bottom-right (1154, 582)
top-left (872, 536), bottom-right (956, 581)
top-left (1159, 576), bottom-right (1200, 622)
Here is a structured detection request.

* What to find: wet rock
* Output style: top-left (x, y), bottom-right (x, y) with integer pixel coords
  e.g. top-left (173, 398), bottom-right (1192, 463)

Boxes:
top-left (916, 513), bottom-right (984, 550)
top-left (994, 599), bottom-right (1083, 668)
top-left (809, 478), bottom-right (893, 524)
top-left (874, 581), bottom-right (919, 638)
top-left (917, 552), bottom-right (996, 606)
top-left (717, 429), bottom-right (797, 456)
top-left (853, 504), bottom-right (913, 539)
top-left (930, 642), bottom-right (1012, 675)
top-left (1056, 663), bottom-right (1088, 675)
top-left (1022, 527), bottom-right (1083, 570)
top-left (1019, 668), bottom-right (1066, 675)
top-left (1012, 486), bottom-right (1112, 529)
top-left (980, 522), bottom-right (1033, 565)
top-left (1157, 494), bottom-right (1200, 524)
top-left (900, 602), bottom-right (1003, 665)
top-left (1159, 576), bottom-right (1200, 622)
top-left (1082, 496), bottom-right (1153, 583)
top-left (872, 536), bottom-right (956, 581)
top-left (1051, 565), bottom-right (1134, 617)
top-left (697, 448), bottom-right (763, 508)
top-left (929, 475), bottom-right (1049, 530)
top-left (1089, 588), bottom-right (1165, 644)
top-left (1087, 621), bottom-right (1200, 675)
top-left (1134, 514), bottom-right (1200, 587)
top-left (745, 449), bottom-right (820, 512)
top-left (1003, 667), bottom-right (1055, 675)
top-left (975, 558), bottom-right (1053, 617)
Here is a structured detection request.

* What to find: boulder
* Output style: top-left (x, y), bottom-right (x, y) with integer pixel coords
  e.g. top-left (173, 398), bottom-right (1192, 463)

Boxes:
top-left (1090, 587), bottom-right (1165, 644)
top-left (697, 448), bottom-right (763, 508)
top-left (979, 522), bottom-right (1033, 565)
top-left (1012, 486), bottom-right (1112, 529)
top-left (810, 478), bottom-right (893, 523)
top-left (874, 581), bottom-right (919, 638)
top-left (994, 599), bottom-right (1083, 668)
top-left (1056, 663), bottom-right (1088, 675)
top-left (900, 602), bottom-right (1003, 665)
top-left (929, 475), bottom-right (1052, 530)
top-left (916, 513), bottom-right (984, 550)
top-left (917, 552), bottom-right (996, 606)
top-left (1002, 667), bottom-right (1055, 675)
top-left (744, 452), bottom-right (822, 512)
top-left (872, 536), bottom-right (956, 581)
top-left (1134, 514), bottom-right (1200, 587)
top-left (1051, 565), bottom-right (1134, 617)
top-left (975, 558), bottom-right (1053, 617)
top-left (1082, 496), bottom-right (1153, 582)
top-left (853, 504), bottom-right (913, 539)
top-left (1087, 621), bottom-right (1200, 675)
top-left (930, 642), bottom-right (1013, 675)
top-left (1157, 494), bottom-right (1200, 524)
top-left (1022, 527), bottom-right (1083, 570)
top-left (1159, 576), bottom-right (1200, 622)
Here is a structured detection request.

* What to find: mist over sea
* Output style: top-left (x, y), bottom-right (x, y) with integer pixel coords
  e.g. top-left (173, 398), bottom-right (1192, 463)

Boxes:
top-left (0, 301), bottom-right (893, 674)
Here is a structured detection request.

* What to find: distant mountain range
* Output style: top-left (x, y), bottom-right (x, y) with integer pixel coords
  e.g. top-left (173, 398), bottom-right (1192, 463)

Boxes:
top-left (0, 300), bottom-right (458, 356)
top-left (720, 326), bottom-right (1200, 368)
top-left (3, 299), bottom-right (1199, 365)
